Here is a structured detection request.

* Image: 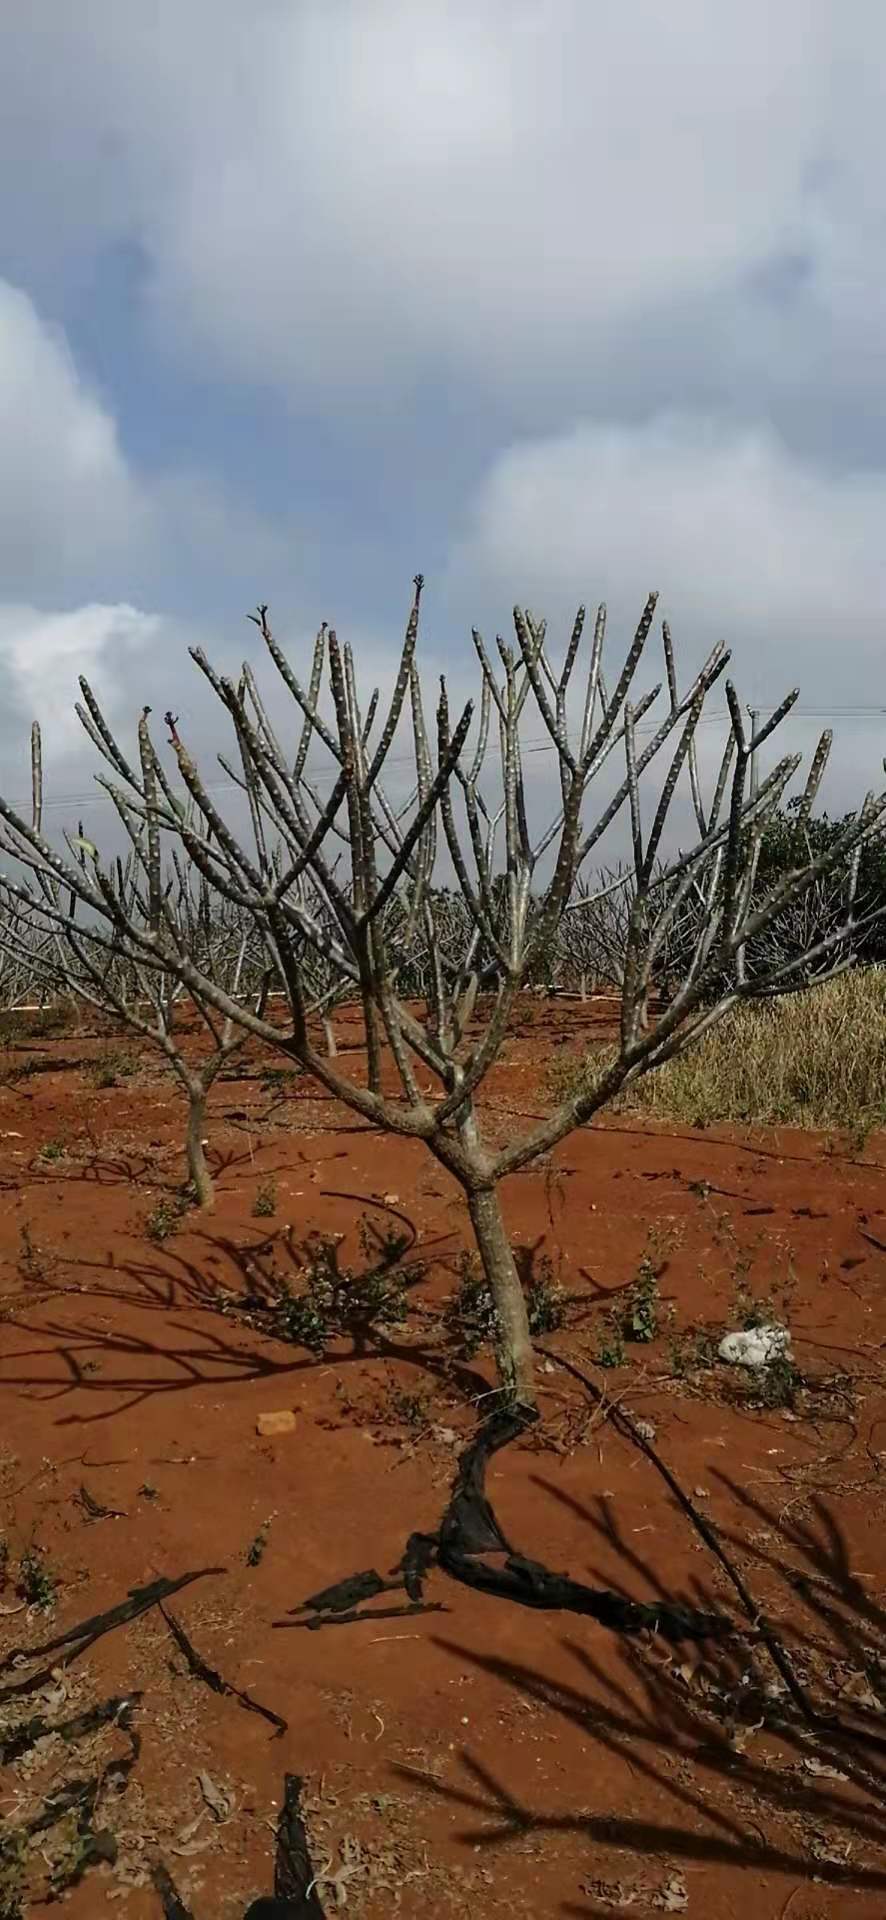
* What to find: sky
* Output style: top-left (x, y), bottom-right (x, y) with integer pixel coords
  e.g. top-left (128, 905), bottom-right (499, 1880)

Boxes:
top-left (2, 0), bottom-right (886, 859)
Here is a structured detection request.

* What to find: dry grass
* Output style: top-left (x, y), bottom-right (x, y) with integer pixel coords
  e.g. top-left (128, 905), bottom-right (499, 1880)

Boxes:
top-left (550, 968), bottom-right (886, 1135)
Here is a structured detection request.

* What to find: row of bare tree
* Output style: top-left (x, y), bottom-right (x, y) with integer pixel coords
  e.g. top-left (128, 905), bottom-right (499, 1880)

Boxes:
top-left (0, 581), bottom-right (881, 1405)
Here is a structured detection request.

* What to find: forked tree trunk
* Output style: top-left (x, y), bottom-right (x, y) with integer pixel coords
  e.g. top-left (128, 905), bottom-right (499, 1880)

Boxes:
top-left (466, 1185), bottom-right (536, 1407)
top-left (185, 1085), bottom-right (214, 1208)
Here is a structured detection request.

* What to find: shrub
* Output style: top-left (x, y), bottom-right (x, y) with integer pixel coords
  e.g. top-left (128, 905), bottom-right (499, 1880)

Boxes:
top-left (238, 1225), bottom-right (418, 1356)
top-left (90, 1050), bottom-right (136, 1089)
top-left (252, 1177), bottom-right (277, 1218)
top-left (18, 1546), bottom-right (57, 1611)
top-left (445, 1252), bottom-right (566, 1358)
top-left (0, 1006), bottom-right (69, 1043)
top-left (144, 1195), bottom-right (187, 1242)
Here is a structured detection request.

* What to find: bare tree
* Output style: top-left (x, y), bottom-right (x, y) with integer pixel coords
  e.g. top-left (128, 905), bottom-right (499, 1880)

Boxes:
top-left (0, 583), bottom-right (882, 1405)
top-left (0, 723), bottom-right (271, 1207)
top-left (560, 865), bottom-right (634, 1003)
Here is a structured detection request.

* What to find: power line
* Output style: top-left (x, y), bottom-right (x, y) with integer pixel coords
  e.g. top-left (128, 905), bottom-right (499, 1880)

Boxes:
top-left (5, 705), bottom-right (883, 819)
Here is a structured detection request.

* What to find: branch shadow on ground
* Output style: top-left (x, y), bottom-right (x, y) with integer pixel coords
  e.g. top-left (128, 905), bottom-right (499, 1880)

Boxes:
top-left (408, 1544), bottom-right (886, 1915)
top-left (0, 1203), bottom-right (594, 1427)
top-left (0, 1208), bottom-right (492, 1424)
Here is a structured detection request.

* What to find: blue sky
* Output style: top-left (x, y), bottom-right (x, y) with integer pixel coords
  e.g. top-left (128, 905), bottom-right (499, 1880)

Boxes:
top-left (2, 0), bottom-right (886, 846)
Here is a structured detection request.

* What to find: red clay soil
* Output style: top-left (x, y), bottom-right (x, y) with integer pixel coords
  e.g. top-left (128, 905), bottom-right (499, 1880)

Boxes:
top-left (1, 1002), bottom-right (886, 1918)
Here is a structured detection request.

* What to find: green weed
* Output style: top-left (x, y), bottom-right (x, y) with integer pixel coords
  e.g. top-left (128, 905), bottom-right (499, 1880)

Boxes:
top-left (18, 1546), bottom-right (57, 1612)
top-left (246, 1517), bottom-right (272, 1566)
top-left (444, 1252), bottom-right (566, 1359)
top-left (252, 1177), bottom-right (277, 1219)
top-left (144, 1195), bottom-right (187, 1242)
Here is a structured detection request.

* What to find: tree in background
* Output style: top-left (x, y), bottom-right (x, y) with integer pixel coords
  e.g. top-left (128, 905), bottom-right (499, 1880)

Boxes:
top-left (0, 716), bottom-right (272, 1207)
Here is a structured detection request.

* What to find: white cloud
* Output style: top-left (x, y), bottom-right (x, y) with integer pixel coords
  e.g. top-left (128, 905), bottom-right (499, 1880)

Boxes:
top-left (2, 6), bottom-right (886, 832)
top-left (0, 604), bottom-right (163, 766)
top-left (2, 0), bottom-right (881, 413)
top-left (453, 414), bottom-right (886, 682)
top-left (0, 274), bottom-right (296, 624)
top-left (0, 280), bottom-right (146, 597)
top-left (449, 412), bottom-right (886, 807)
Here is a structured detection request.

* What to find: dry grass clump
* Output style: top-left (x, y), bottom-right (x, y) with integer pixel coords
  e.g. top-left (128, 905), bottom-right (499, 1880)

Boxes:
top-left (549, 968), bottom-right (886, 1134)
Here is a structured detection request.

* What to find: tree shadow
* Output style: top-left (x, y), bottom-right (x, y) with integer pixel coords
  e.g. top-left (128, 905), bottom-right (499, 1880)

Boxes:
top-left (707, 1468), bottom-right (886, 1676)
top-left (0, 1208), bottom-right (500, 1425)
top-left (533, 1465), bottom-right (886, 1743)
top-left (599, 1119), bottom-right (886, 1175)
top-left (401, 1580), bottom-right (886, 1913)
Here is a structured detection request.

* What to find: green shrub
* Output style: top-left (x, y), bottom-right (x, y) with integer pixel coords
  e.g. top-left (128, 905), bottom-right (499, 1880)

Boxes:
top-left (18, 1546), bottom-right (57, 1611)
top-left (245, 1226), bottom-right (417, 1356)
top-left (252, 1177), bottom-right (277, 1218)
top-left (445, 1252), bottom-right (566, 1358)
top-left (144, 1195), bottom-right (187, 1242)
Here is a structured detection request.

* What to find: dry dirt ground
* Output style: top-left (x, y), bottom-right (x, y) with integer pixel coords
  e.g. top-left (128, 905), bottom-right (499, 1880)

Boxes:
top-left (1, 1002), bottom-right (886, 1918)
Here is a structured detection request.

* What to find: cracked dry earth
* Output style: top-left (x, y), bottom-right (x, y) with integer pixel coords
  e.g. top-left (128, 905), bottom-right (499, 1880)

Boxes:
top-left (1, 1001), bottom-right (886, 1918)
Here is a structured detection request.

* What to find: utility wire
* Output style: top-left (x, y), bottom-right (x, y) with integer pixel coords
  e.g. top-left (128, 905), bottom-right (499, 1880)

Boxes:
top-left (5, 706), bottom-right (883, 819)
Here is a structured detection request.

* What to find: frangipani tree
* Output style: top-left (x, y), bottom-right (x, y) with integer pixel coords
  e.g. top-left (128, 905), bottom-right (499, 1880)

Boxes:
top-left (0, 580), bottom-right (882, 1404)
top-left (0, 720), bottom-right (272, 1207)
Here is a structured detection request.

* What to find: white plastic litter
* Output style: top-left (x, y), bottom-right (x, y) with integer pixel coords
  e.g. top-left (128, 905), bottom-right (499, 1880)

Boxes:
top-left (718, 1325), bottom-right (792, 1369)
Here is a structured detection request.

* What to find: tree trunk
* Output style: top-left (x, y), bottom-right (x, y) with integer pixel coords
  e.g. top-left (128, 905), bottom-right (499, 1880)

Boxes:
top-left (322, 1015), bottom-right (338, 1058)
top-left (466, 1186), bottom-right (536, 1408)
top-left (186, 1086), bottom-right (214, 1208)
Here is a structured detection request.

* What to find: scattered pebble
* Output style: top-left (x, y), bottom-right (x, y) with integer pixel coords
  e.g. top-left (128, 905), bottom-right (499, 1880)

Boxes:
top-left (256, 1409), bottom-right (296, 1437)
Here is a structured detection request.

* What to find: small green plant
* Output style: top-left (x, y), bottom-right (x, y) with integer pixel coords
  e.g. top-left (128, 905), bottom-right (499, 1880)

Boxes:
top-left (594, 1328), bottom-right (626, 1369)
top-left (388, 1386), bottom-right (432, 1429)
top-left (730, 1256), bottom-right (797, 1336)
top-left (144, 1195), bottom-right (187, 1242)
top-left (445, 1252), bottom-right (566, 1358)
top-left (736, 1353), bottom-right (801, 1411)
top-left (526, 1257), bottom-right (567, 1335)
top-left (246, 1517), bottom-right (272, 1566)
top-left (18, 1545), bottom-right (57, 1611)
top-left (138, 1481), bottom-right (158, 1500)
top-left (7, 1059), bottom-right (38, 1084)
top-left (252, 1177), bottom-right (277, 1219)
top-left (0, 1825), bottom-right (25, 1920)
top-left (261, 1066), bottom-right (300, 1096)
top-left (253, 1225), bottom-right (415, 1356)
top-left (38, 1138), bottom-right (66, 1163)
top-left (17, 1225), bottom-right (51, 1286)
top-left (89, 1050), bottom-right (135, 1090)
top-left (668, 1326), bottom-right (720, 1378)
top-left (445, 1255), bottom-right (500, 1358)
top-left (616, 1259), bottom-right (659, 1344)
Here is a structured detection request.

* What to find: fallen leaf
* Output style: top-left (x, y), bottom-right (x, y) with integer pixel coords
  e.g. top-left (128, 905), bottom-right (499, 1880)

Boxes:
top-left (654, 1873), bottom-right (689, 1911)
top-left (804, 1756), bottom-right (848, 1781)
top-left (197, 1769), bottom-right (234, 1823)
top-left (839, 1671), bottom-right (883, 1713)
top-left (809, 1831), bottom-right (851, 1865)
top-left (176, 1812), bottom-right (206, 1846)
